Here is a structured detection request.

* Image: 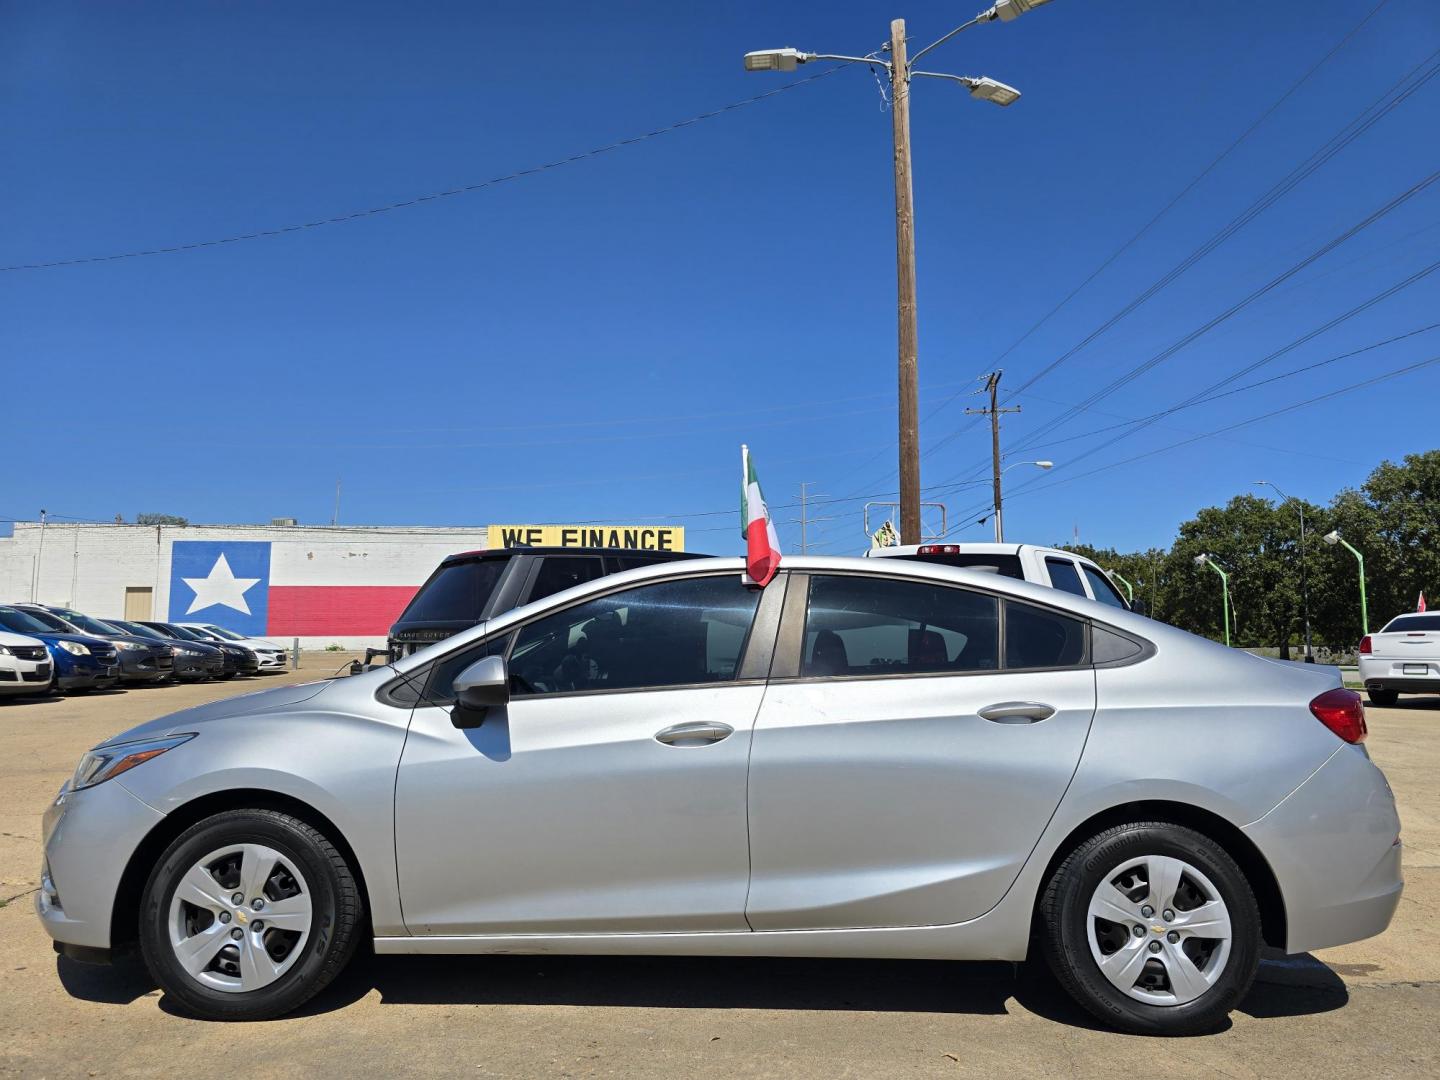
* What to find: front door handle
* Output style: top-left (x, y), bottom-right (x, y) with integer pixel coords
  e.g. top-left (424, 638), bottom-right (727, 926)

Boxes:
top-left (654, 721), bottom-right (734, 747)
top-left (978, 701), bottom-right (1056, 724)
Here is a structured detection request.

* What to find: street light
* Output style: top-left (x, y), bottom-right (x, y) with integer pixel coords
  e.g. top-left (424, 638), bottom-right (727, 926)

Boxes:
top-left (1194, 553), bottom-right (1232, 647)
top-left (1324, 529), bottom-right (1369, 636)
top-left (993, 459), bottom-right (1053, 541)
top-left (1254, 480), bottom-right (1312, 662)
top-left (743, 4), bottom-right (1052, 544)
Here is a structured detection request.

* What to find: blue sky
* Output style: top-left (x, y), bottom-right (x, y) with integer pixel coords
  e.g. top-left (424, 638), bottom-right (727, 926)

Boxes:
top-left (4, 0), bottom-right (1438, 556)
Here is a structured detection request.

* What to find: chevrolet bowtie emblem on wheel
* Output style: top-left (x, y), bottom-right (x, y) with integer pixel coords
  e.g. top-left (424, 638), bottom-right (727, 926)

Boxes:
top-left (235, 909), bottom-right (248, 925)
top-left (1152, 925), bottom-right (1164, 934)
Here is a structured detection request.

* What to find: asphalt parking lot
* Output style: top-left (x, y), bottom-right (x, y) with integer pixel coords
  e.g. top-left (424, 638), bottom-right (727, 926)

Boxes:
top-left (2, 664), bottom-right (1437, 1079)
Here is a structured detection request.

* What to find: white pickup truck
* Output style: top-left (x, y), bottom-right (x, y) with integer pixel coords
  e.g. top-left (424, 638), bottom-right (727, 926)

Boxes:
top-left (1359, 612), bottom-right (1440, 706)
top-left (865, 542), bottom-right (1135, 611)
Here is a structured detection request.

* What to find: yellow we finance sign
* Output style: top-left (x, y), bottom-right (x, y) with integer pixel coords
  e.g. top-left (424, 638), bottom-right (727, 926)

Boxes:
top-left (487, 524), bottom-right (686, 551)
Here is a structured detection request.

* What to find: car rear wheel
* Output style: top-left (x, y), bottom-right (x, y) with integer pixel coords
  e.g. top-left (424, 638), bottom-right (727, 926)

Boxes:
top-left (1040, 821), bottom-right (1260, 1035)
top-left (1367, 688), bottom-right (1399, 708)
top-left (139, 809), bottom-right (362, 1021)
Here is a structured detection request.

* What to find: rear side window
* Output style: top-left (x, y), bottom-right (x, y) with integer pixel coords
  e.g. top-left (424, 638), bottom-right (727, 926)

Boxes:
top-left (526, 557), bottom-right (605, 604)
top-left (1005, 600), bottom-right (1087, 669)
top-left (1082, 565), bottom-right (1128, 609)
top-left (398, 559), bottom-right (507, 624)
top-left (802, 575), bottom-right (999, 677)
top-left (1045, 558), bottom-right (1086, 596)
top-left (1382, 614), bottom-right (1440, 632)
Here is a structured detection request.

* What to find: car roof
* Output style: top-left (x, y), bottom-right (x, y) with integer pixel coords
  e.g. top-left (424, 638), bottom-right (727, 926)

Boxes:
top-left (866, 542), bottom-right (1100, 563)
top-left (391, 554), bottom-right (1162, 674)
top-left (440, 546), bottom-right (701, 563)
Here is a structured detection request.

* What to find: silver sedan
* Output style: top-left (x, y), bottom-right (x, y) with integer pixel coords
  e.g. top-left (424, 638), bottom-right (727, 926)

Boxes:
top-left (37, 557), bottom-right (1401, 1035)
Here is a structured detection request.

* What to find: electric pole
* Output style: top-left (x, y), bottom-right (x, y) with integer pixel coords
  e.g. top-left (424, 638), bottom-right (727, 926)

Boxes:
top-left (965, 372), bottom-right (1021, 542)
top-left (30, 508), bottom-right (48, 602)
top-left (890, 18), bottom-right (921, 545)
top-left (799, 481), bottom-right (810, 554)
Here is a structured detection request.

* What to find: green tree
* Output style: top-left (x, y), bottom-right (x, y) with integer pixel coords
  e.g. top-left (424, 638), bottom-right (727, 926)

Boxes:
top-left (136, 513), bottom-right (188, 526)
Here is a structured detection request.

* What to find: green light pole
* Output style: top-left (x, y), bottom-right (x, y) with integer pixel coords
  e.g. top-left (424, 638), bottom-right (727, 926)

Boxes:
top-left (1194, 553), bottom-right (1232, 647)
top-left (1109, 569), bottom-right (1135, 604)
top-left (1324, 530), bottom-right (1368, 635)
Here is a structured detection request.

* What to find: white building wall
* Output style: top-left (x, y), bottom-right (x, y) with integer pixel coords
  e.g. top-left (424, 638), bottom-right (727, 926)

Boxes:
top-left (0, 523), bottom-right (489, 650)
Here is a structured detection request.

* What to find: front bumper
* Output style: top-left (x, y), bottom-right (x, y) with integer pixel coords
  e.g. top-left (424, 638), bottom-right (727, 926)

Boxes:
top-left (57, 665), bottom-right (120, 691)
top-left (37, 779), bottom-right (165, 950)
top-left (254, 651), bottom-right (286, 670)
top-left (173, 654), bottom-right (225, 680)
top-left (117, 649), bottom-right (174, 684)
top-left (0, 658), bottom-right (52, 694)
top-left (1245, 743), bottom-right (1403, 954)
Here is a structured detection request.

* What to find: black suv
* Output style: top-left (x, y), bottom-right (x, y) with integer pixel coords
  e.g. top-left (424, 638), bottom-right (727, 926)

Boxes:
top-left (385, 546), bottom-right (706, 660)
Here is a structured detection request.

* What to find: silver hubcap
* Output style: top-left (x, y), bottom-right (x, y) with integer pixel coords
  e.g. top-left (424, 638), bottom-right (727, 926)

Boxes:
top-left (1086, 854), bottom-right (1232, 1006)
top-left (167, 843), bottom-right (312, 994)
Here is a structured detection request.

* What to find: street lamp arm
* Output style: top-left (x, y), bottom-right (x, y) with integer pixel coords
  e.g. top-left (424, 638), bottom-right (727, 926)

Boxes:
top-left (906, 16), bottom-right (985, 68)
top-left (809, 52), bottom-right (892, 66)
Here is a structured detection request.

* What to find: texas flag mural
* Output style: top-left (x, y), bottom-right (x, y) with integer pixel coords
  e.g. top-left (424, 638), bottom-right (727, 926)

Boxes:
top-left (168, 541), bottom-right (418, 636)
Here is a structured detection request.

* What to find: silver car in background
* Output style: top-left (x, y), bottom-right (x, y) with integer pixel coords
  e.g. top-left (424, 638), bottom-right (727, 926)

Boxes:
top-left (36, 557), bottom-right (1401, 1034)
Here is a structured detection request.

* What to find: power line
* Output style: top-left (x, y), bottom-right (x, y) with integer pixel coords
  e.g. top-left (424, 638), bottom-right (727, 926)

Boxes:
top-left (2, 66), bottom-right (848, 273)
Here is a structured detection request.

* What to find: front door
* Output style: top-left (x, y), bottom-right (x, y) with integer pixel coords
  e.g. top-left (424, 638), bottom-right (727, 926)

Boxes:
top-left (395, 572), bottom-right (772, 936)
top-left (745, 572), bottom-right (1097, 930)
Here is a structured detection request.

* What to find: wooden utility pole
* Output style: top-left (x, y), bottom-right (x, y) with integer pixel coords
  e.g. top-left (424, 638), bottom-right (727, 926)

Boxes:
top-left (799, 481), bottom-right (810, 554)
top-left (890, 19), bottom-right (921, 545)
top-left (965, 371), bottom-right (1021, 542)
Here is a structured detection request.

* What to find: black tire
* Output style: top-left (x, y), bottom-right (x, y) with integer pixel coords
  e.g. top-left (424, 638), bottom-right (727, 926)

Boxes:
top-left (139, 809), bottom-right (362, 1021)
top-left (1040, 821), bottom-right (1260, 1036)
top-left (1367, 688), bottom-right (1399, 708)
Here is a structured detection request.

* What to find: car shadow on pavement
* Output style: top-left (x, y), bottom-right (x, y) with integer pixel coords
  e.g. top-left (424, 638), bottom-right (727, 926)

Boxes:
top-left (57, 947), bottom-right (1349, 1032)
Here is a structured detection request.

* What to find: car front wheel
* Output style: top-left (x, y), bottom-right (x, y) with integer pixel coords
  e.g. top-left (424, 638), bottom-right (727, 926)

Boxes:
top-left (139, 809), bottom-right (362, 1020)
top-left (1040, 821), bottom-right (1260, 1035)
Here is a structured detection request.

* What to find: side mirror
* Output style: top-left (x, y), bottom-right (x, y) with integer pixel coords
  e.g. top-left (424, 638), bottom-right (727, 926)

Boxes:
top-left (451, 655), bottom-right (509, 728)
top-left (1129, 598), bottom-right (1149, 617)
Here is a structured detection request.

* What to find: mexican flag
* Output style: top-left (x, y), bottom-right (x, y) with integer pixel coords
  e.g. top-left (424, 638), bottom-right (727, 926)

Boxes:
top-left (741, 444), bottom-right (782, 587)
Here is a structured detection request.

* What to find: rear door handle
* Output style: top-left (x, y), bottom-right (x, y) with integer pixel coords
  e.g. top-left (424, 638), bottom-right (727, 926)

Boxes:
top-left (978, 701), bottom-right (1056, 724)
top-left (654, 721), bottom-right (734, 746)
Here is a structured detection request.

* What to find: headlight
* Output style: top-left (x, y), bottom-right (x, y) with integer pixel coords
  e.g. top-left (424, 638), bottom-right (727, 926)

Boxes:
top-left (71, 734), bottom-right (195, 791)
top-left (58, 641), bottom-right (90, 656)
top-left (114, 641), bottom-right (146, 652)
top-left (0, 645), bottom-right (11, 656)
top-left (176, 647), bottom-right (203, 657)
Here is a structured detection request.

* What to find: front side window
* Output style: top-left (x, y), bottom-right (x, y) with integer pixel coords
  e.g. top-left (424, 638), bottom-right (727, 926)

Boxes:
top-left (1081, 565), bottom-right (1129, 609)
top-left (1045, 558), bottom-right (1087, 597)
top-left (802, 575), bottom-right (999, 677)
top-left (1004, 600), bottom-right (1087, 669)
top-left (526, 557), bottom-right (605, 605)
top-left (508, 575), bottom-right (761, 696)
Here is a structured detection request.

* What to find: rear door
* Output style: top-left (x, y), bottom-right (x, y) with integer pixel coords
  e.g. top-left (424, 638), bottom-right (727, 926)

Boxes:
top-left (746, 571), bottom-right (1096, 930)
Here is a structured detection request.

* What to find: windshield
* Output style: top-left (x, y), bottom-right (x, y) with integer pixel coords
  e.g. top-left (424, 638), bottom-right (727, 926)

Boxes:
top-left (115, 621), bottom-right (165, 640)
top-left (0, 607), bottom-right (57, 634)
top-left (396, 558), bottom-right (506, 625)
top-left (53, 610), bottom-right (120, 636)
top-left (19, 607), bottom-right (73, 632)
top-left (203, 625), bottom-right (246, 641)
top-left (1382, 614), bottom-right (1440, 632)
top-left (162, 624), bottom-right (207, 641)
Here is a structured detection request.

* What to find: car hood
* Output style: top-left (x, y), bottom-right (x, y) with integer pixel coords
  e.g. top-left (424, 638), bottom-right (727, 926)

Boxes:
top-left (97, 679), bottom-right (334, 747)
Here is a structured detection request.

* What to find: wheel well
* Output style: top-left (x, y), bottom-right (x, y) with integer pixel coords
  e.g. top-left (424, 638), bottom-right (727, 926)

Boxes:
top-left (110, 789), bottom-right (372, 954)
top-left (1034, 800), bottom-right (1288, 950)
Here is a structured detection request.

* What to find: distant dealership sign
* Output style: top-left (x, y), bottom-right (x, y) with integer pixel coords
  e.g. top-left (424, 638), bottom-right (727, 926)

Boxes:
top-left (487, 524), bottom-right (685, 551)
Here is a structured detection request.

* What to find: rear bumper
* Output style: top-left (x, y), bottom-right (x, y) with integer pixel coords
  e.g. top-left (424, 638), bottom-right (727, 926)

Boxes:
top-left (1359, 655), bottom-right (1439, 694)
top-left (1245, 744), bottom-right (1403, 954)
top-left (1365, 678), bottom-right (1440, 695)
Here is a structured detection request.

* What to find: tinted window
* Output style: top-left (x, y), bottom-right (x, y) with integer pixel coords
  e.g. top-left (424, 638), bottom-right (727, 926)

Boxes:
top-left (526, 557), bottom-right (605, 604)
top-left (509, 575), bottom-right (760, 696)
top-left (1082, 566), bottom-right (1128, 609)
top-left (113, 620), bottom-right (164, 640)
top-left (20, 608), bottom-right (72, 631)
top-left (895, 552), bottom-right (1024, 579)
top-left (1045, 558), bottom-right (1086, 596)
top-left (609, 554), bottom-right (677, 573)
top-left (0, 607), bottom-right (55, 634)
top-left (423, 632), bottom-right (514, 705)
top-left (397, 559), bottom-right (507, 624)
top-left (803, 575), bottom-right (999, 677)
top-left (1382, 614), bottom-right (1440, 632)
top-left (52, 610), bottom-right (120, 636)
top-left (159, 623), bottom-right (206, 641)
top-left (1004, 600), bottom-right (1087, 669)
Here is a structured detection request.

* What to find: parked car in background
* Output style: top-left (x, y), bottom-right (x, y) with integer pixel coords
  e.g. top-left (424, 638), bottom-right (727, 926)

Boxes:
top-left (138, 621), bottom-right (256, 679)
top-left (0, 628), bottom-right (52, 699)
top-left (108, 619), bottom-right (225, 682)
top-left (16, 604), bottom-right (174, 687)
top-left (386, 546), bottom-right (705, 659)
top-left (866, 542), bottom-right (1135, 610)
top-left (177, 623), bottom-right (287, 672)
top-left (1359, 612), bottom-right (1440, 706)
top-left (0, 605), bottom-right (119, 693)
top-left (38, 556), bottom-right (1398, 1034)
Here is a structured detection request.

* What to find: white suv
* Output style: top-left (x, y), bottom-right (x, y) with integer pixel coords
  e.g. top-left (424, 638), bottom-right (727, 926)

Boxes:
top-left (0, 629), bottom-right (54, 698)
top-left (865, 542), bottom-right (1133, 610)
top-left (177, 623), bottom-right (288, 672)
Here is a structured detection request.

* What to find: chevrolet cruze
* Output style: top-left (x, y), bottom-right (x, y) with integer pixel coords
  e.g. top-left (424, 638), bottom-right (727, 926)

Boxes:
top-left (37, 557), bottom-right (1401, 1034)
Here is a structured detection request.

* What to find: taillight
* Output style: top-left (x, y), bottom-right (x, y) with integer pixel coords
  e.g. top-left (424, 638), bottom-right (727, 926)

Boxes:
top-left (1310, 688), bottom-right (1368, 744)
top-left (1358, 636), bottom-right (1372, 654)
top-left (917, 545), bottom-right (961, 555)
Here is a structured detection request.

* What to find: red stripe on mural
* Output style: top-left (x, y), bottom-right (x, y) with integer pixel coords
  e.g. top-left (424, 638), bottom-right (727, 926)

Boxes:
top-left (266, 585), bottom-right (417, 636)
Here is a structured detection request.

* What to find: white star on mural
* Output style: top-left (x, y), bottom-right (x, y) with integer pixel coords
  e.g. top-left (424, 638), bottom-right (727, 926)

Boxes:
top-left (182, 553), bottom-right (261, 615)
